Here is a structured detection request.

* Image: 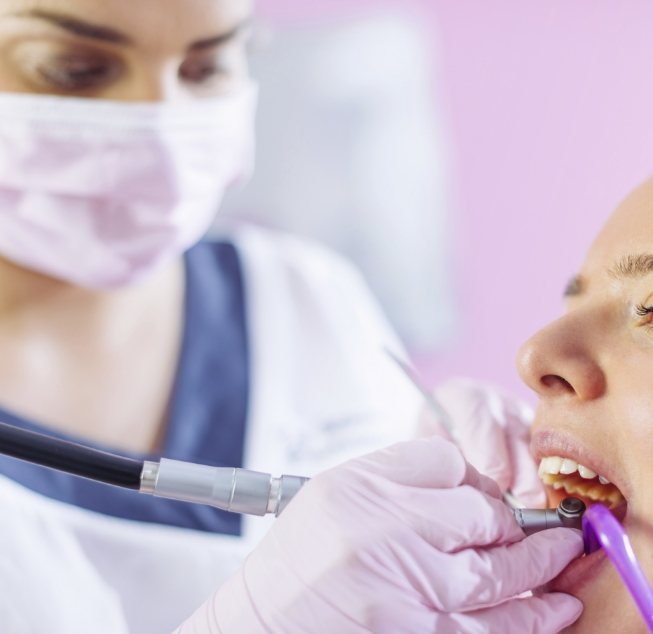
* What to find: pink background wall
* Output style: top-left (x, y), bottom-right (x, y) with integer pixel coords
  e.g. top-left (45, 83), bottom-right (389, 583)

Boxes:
top-left (259, 1), bottom-right (653, 401)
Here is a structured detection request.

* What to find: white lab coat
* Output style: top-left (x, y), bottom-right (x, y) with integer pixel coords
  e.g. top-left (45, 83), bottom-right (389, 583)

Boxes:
top-left (0, 226), bottom-right (422, 633)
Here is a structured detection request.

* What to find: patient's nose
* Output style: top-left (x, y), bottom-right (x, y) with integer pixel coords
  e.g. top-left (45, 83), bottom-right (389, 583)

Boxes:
top-left (517, 315), bottom-right (606, 401)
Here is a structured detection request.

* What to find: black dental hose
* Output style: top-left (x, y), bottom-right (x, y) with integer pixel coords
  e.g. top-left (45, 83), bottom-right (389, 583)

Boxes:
top-left (0, 420), bottom-right (143, 488)
top-left (0, 419), bottom-right (308, 515)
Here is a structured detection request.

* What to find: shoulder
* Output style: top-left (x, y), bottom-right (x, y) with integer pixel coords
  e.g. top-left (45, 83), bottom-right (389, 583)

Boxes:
top-left (184, 236), bottom-right (240, 276)
top-left (227, 224), bottom-right (362, 288)
top-left (202, 225), bottom-right (379, 324)
top-left (220, 227), bottom-right (422, 475)
top-left (191, 225), bottom-right (361, 290)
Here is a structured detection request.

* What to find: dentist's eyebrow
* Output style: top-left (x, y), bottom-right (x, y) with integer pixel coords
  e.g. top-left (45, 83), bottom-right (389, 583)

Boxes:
top-left (14, 10), bottom-right (132, 45)
top-left (13, 10), bottom-right (252, 51)
top-left (188, 19), bottom-right (253, 51)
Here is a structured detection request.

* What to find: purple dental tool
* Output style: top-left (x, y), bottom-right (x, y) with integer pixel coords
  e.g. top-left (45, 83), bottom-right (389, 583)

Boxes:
top-left (583, 504), bottom-right (653, 632)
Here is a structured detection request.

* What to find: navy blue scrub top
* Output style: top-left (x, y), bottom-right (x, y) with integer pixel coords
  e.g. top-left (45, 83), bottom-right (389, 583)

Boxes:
top-left (0, 241), bottom-right (249, 536)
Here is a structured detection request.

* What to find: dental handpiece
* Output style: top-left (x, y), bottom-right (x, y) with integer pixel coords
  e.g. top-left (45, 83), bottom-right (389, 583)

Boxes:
top-left (140, 459), bottom-right (587, 533)
top-left (512, 496), bottom-right (586, 534)
top-left (0, 420), bottom-right (586, 529)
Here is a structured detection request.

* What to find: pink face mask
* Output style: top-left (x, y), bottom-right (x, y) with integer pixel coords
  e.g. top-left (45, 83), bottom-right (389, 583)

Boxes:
top-left (0, 85), bottom-right (257, 288)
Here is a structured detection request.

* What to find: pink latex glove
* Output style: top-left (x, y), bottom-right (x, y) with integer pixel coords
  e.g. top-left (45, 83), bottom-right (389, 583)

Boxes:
top-left (173, 437), bottom-right (582, 634)
top-left (419, 379), bottom-right (547, 508)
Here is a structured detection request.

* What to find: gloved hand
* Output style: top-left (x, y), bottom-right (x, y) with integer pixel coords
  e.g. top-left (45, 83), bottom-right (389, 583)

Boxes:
top-left (173, 437), bottom-right (582, 634)
top-left (419, 379), bottom-right (546, 507)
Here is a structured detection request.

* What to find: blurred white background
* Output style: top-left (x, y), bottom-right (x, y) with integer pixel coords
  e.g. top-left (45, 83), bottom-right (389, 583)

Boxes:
top-left (220, 10), bottom-right (454, 352)
top-left (218, 0), bottom-right (653, 399)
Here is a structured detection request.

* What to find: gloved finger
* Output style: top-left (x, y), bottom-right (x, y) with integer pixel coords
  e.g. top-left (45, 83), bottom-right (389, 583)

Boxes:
top-left (438, 592), bottom-right (583, 634)
top-left (348, 436), bottom-right (468, 489)
top-left (462, 461), bottom-right (503, 501)
top-left (498, 395), bottom-right (546, 507)
top-left (507, 431), bottom-right (547, 507)
top-left (366, 484), bottom-right (524, 555)
top-left (430, 528), bottom-right (583, 611)
top-left (373, 438), bottom-right (504, 502)
top-left (416, 402), bottom-right (454, 440)
top-left (432, 380), bottom-right (513, 492)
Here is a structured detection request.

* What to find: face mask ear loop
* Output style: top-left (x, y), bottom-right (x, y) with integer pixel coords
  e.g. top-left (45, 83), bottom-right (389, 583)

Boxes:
top-left (583, 504), bottom-right (653, 632)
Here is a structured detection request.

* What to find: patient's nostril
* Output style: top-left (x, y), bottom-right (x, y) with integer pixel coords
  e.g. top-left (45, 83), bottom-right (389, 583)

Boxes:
top-left (541, 374), bottom-right (574, 393)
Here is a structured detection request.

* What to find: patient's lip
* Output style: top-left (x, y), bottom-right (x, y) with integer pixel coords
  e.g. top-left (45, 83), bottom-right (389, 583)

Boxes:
top-left (548, 546), bottom-right (608, 595)
top-left (530, 429), bottom-right (631, 502)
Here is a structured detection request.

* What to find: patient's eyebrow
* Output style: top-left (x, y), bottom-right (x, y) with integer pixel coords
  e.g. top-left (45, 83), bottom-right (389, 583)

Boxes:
top-left (563, 275), bottom-right (584, 298)
top-left (609, 253), bottom-right (653, 280)
top-left (565, 253), bottom-right (653, 298)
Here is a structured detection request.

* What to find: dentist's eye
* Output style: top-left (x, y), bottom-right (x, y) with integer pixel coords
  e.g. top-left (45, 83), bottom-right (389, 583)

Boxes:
top-left (179, 58), bottom-right (234, 84)
top-left (10, 41), bottom-right (126, 94)
top-left (179, 43), bottom-right (247, 90)
top-left (179, 59), bottom-right (228, 84)
top-left (12, 42), bottom-right (124, 94)
top-left (36, 57), bottom-right (120, 90)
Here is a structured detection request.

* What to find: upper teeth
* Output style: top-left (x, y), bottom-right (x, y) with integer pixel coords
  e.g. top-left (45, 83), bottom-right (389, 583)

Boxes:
top-left (539, 456), bottom-right (610, 483)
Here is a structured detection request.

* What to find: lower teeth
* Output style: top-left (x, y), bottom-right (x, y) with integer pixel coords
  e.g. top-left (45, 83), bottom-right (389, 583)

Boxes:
top-left (541, 473), bottom-right (624, 507)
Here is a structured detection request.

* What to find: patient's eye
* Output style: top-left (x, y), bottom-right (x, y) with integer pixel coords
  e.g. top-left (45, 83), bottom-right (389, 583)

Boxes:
top-left (635, 303), bottom-right (653, 322)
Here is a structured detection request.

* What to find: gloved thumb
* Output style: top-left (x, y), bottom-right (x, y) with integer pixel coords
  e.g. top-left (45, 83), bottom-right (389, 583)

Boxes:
top-left (441, 592), bottom-right (583, 634)
top-left (428, 379), bottom-right (547, 507)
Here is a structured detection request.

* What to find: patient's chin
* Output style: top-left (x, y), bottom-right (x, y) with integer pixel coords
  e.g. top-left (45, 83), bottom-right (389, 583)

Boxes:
top-left (551, 558), bottom-right (648, 634)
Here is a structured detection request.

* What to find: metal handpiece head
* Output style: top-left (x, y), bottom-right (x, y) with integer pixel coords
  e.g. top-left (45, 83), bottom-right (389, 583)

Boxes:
top-left (556, 496), bottom-right (586, 526)
top-left (513, 497), bottom-right (586, 536)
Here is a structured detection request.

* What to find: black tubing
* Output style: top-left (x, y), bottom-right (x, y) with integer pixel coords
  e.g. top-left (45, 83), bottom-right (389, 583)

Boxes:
top-left (0, 421), bottom-right (144, 489)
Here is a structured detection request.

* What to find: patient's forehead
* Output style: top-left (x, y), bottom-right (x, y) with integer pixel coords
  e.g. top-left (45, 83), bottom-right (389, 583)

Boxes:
top-left (582, 177), bottom-right (653, 277)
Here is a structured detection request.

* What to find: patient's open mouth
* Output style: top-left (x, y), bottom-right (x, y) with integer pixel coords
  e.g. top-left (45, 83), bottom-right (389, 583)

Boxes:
top-left (538, 456), bottom-right (626, 510)
top-left (533, 439), bottom-right (631, 593)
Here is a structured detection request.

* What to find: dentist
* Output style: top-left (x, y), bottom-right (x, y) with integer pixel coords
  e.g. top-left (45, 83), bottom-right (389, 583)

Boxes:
top-left (0, 1), bottom-right (581, 632)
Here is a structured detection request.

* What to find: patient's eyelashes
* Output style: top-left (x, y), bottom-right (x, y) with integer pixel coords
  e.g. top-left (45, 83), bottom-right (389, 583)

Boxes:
top-left (634, 303), bottom-right (653, 330)
top-left (635, 303), bottom-right (653, 318)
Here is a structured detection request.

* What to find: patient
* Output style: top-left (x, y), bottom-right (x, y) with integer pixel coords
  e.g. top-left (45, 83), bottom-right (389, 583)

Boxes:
top-left (504, 176), bottom-right (653, 632)
top-left (429, 177), bottom-right (653, 632)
